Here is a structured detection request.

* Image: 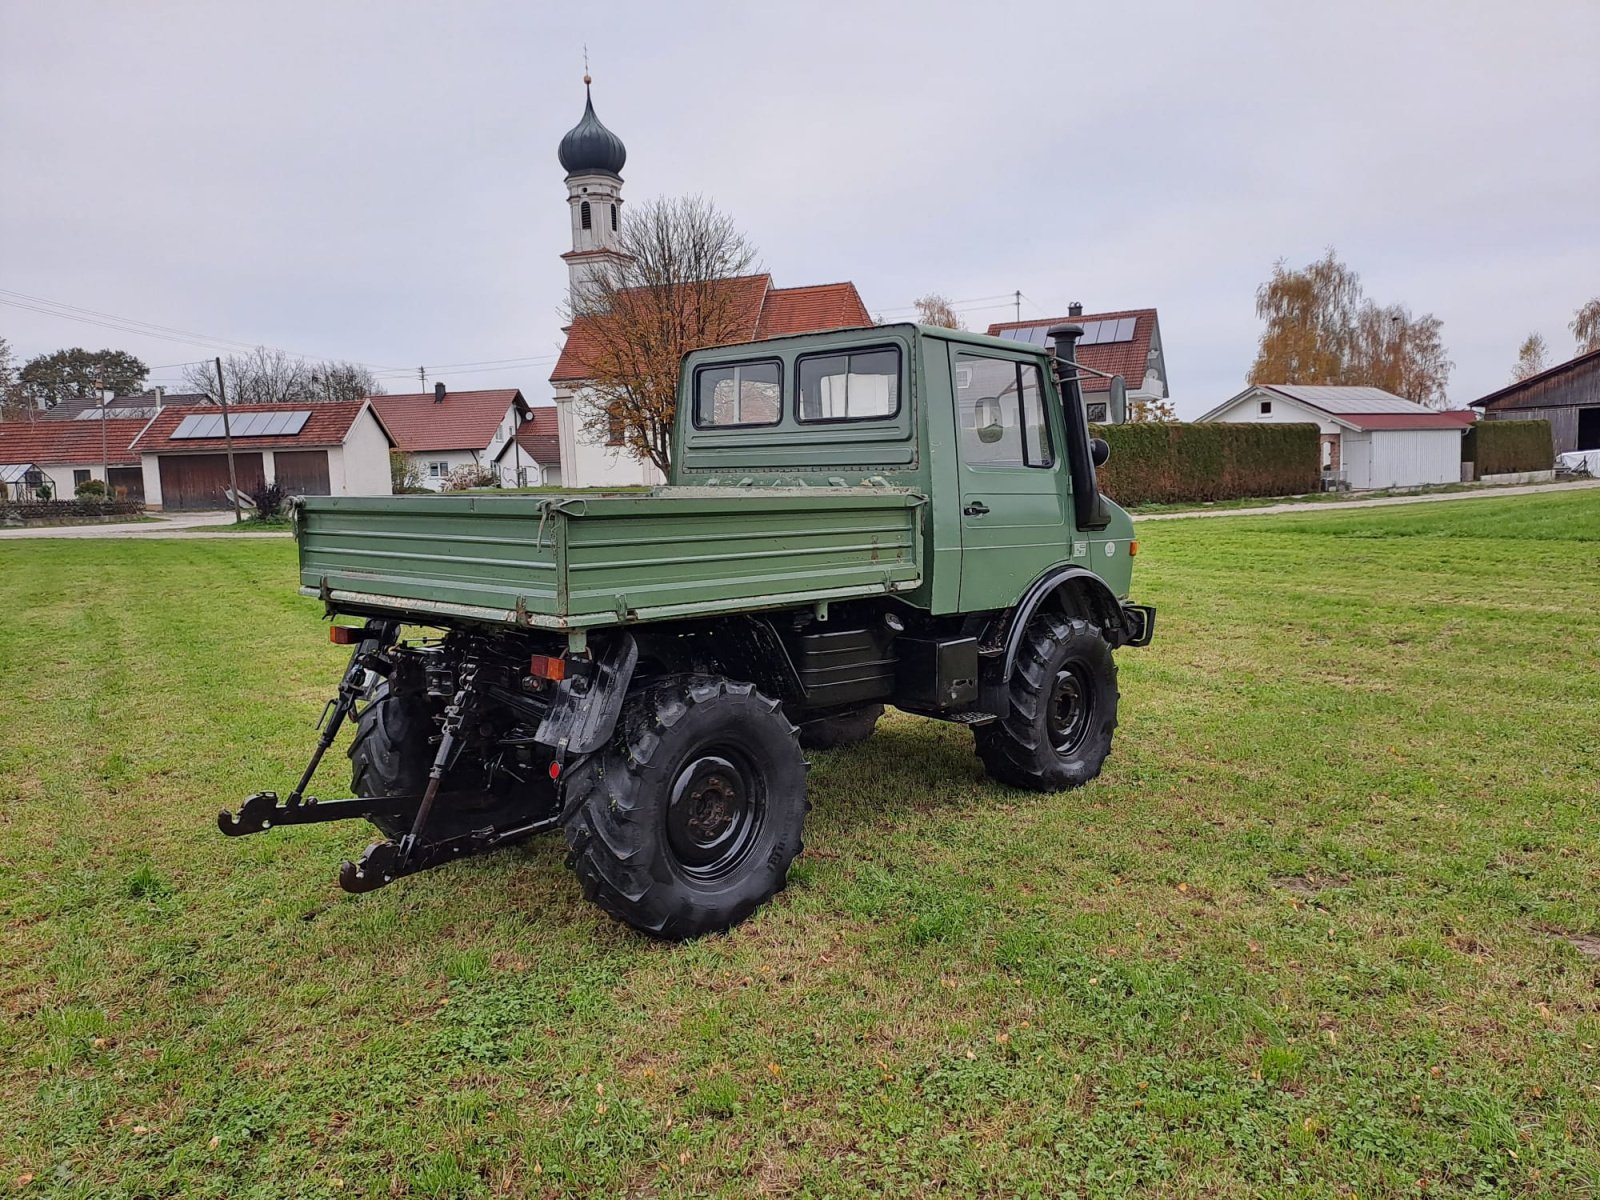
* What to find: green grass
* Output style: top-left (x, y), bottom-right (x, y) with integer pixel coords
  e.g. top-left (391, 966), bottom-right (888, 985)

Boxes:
top-left (2, 491), bottom-right (1598, 1198)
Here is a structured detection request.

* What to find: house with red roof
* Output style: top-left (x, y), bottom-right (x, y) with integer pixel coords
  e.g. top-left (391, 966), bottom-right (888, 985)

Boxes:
top-left (986, 305), bottom-right (1170, 420)
top-left (129, 399), bottom-right (394, 510)
top-left (0, 417), bottom-right (151, 500)
top-left (491, 406), bottom-right (562, 486)
top-left (548, 83), bottom-right (871, 487)
top-left (369, 387), bottom-right (557, 489)
top-left (1199, 385), bottom-right (1473, 490)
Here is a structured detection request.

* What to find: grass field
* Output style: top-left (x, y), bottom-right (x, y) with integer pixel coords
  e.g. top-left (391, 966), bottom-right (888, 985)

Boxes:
top-left (2, 492), bottom-right (1598, 1198)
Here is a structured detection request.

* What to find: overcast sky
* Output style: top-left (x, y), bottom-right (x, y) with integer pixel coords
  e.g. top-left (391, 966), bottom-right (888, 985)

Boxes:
top-left (2, 1), bottom-right (1596, 416)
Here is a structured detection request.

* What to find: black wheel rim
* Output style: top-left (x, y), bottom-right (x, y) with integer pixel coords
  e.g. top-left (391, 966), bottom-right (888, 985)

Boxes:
top-left (1046, 664), bottom-right (1093, 757)
top-left (665, 751), bottom-right (764, 880)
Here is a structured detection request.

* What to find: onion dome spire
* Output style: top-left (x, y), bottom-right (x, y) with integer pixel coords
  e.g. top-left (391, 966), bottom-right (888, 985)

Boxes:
top-left (558, 76), bottom-right (626, 178)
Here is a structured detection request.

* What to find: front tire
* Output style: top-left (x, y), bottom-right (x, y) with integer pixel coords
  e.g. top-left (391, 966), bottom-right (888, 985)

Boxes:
top-left (560, 675), bottom-right (807, 940)
top-left (974, 614), bottom-right (1119, 791)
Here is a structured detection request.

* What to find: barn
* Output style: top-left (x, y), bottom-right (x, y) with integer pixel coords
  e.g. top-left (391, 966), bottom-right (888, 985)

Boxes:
top-left (1200, 385), bottom-right (1473, 490)
top-left (1469, 345), bottom-right (1600, 457)
top-left (130, 400), bottom-right (394, 510)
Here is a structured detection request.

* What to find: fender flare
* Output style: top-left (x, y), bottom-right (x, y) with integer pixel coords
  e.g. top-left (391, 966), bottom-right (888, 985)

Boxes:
top-left (995, 566), bottom-right (1124, 681)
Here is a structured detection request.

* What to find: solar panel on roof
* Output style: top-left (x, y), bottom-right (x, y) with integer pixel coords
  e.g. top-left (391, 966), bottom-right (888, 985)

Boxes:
top-left (1113, 316), bottom-right (1137, 342)
top-left (170, 409), bottom-right (312, 439)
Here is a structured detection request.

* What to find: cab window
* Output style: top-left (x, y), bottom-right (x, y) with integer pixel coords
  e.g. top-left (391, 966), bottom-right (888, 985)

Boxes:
top-left (694, 359), bottom-right (782, 427)
top-left (796, 347), bottom-right (900, 422)
top-left (954, 352), bottom-right (1053, 468)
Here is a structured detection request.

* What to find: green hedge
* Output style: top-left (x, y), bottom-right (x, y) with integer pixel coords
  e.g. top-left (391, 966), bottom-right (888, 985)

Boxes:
top-left (1090, 422), bottom-right (1321, 507)
top-left (1462, 419), bottom-right (1553, 474)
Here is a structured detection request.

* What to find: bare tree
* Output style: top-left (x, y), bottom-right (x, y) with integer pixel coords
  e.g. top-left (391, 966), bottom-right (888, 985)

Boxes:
top-left (0, 336), bottom-right (27, 422)
top-left (1511, 333), bottom-right (1550, 382)
top-left (182, 348), bottom-right (383, 405)
top-left (566, 195), bottom-right (759, 474)
top-left (1572, 298), bottom-right (1600, 355)
top-left (1248, 249), bottom-right (1452, 407)
top-left (1129, 397), bottom-right (1177, 422)
top-left (914, 294), bottom-right (964, 330)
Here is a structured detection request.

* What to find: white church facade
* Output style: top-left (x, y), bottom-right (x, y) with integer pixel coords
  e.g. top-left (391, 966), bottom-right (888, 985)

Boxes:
top-left (547, 81), bottom-right (872, 488)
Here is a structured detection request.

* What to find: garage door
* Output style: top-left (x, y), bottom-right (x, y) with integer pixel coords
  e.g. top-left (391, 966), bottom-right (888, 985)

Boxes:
top-left (108, 467), bottom-right (145, 502)
top-left (158, 453), bottom-right (265, 510)
top-left (273, 450), bottom-right (331, 496)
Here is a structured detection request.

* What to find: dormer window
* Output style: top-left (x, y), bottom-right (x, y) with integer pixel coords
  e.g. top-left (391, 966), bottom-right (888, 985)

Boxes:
top-left (580, 201), bottom-right (592, 230)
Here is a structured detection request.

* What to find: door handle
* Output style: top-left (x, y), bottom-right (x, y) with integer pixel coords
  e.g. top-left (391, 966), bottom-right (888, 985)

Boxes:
top-left (963, 501), bottom-right (990, 517)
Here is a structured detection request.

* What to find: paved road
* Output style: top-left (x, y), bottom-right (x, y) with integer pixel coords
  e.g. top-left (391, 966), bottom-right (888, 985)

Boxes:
top-left (1137, 477), bottom-right (1600, 522)
top-left (0, 510), bottom-right (287, 540)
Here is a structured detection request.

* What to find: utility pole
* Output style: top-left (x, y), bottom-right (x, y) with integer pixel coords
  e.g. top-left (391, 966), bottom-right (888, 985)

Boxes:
top-left (1014, 290), bottom-right (1021, 323)
top-left (215, 357), bottom-right (242, 525)
top-left (418, 366), bottom-right (426, 393)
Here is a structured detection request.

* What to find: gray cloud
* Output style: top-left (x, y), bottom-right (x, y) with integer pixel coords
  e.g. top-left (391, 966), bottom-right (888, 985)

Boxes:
top-left (2, 0), bottom-right (1596, 414)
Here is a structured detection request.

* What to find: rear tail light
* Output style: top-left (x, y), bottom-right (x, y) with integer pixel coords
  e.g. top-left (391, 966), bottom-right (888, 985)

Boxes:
top-left (528, 653), bottom-right (566, 682)
top-left (329, 625), bottom-right (361, 645)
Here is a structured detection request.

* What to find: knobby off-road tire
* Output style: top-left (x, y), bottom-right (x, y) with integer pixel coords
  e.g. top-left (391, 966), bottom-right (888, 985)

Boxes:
top-left (348, 682), bottom-right (526, 842)
top-left (975, 614), bottom-right (1119, 792)
top-left (797, 703), bottom-right (883, 750)
top-left (560, 675), bottom-right (807, 940)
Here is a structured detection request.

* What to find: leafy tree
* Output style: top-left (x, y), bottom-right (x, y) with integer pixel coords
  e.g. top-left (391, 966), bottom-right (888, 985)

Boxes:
top-left (1129, 397), bottom-right (1177, 422)
top-left (1248, 249), bottom-right (1452, 407)
top-left (567, 195), bottom-right (759, 474)
top-left (181, 348), bottom-right (383, 405)
top-left (0, 336), bottom-right (27, 421)
top-left (1511, 333), bottom-right (1549, 382)
top-left (18, 348), bottom-right (148, 409)
top-left (1572, 298), bottom-right (1600, 355)
top-left (914, 294), bottom-right (964, 330)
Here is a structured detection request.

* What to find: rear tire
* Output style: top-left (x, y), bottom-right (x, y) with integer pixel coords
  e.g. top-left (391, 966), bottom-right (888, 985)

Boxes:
top-left (797, 703), bottom-right (883, 750)
top-left (560, 675), bottom-right (807, 940)
top-left (974, 614), bottom-right (1118, 792)
top-left (348, 682), bottom-right (434, 839)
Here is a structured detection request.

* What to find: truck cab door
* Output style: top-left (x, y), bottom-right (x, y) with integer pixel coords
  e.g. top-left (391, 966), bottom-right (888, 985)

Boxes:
top-left (949, 347), bottom-right (1070, 611)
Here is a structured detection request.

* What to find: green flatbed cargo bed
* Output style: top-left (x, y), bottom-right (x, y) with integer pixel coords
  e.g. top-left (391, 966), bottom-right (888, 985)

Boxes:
top-left (295, 487), bottom-right (924, 630)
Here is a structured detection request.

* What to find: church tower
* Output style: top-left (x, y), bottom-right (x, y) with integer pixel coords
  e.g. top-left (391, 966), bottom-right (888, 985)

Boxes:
top-left (558, 75), bottom-right (628, 309)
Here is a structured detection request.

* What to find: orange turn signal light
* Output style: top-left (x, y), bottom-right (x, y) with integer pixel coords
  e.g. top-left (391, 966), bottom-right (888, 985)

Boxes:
top-left (329, 625), bottom-right (361, 645)
top-left (528, 653), bottom-right (566, 682)
top-left (1128, 540), bottom-right (1139, 557)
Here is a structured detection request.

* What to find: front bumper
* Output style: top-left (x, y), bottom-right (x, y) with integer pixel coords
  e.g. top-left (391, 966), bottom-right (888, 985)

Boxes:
top-left (1120, 602), bottom-right (1156, 648)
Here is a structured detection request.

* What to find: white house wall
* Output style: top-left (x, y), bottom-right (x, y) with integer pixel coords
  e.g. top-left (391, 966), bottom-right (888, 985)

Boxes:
top-left (1364, 429), bottom-right (1462, 489)
top-left (337, 408), bottom-right (395, 496)
top-left (1342, 432), bottom-right (1373, 489)
top-left (553, 386), bottom-right (665, 488)
top-left (1207, 389), bottom-right (1343, 435)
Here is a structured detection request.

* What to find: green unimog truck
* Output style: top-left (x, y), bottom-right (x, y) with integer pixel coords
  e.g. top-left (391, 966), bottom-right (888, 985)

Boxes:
top-left (222, 321), bottom-right (1154, 938)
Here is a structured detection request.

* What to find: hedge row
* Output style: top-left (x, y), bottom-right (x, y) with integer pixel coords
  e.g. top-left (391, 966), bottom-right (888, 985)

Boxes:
top-left (1462, 419), bottom-right (1553, 474)
top-left (1090, 422), bottom-right (1321, 507)
top-left (0, 499), bottom-right (146, 520)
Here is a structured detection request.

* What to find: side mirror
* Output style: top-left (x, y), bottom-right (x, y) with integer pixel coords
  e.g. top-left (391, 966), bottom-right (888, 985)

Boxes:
top-left (1090, 437), bottom-right (1111, 467)
top-left (1107, 375), bottom-right (1128, 425)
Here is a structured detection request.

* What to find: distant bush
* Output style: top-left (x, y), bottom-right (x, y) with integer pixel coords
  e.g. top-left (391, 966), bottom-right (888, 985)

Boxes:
top-left (443, 465), bottom-right (497, 492)
top-left (390, 449), bottom-right (425, 493)
top-left (74, 478), bottom-right (107, 498)
top-left (1092, 422), bottom-right (1321, 507)
top-left (1463, 419), bottom-right (1552, 474)
top-left (249, 480), bottom-right (288, 519)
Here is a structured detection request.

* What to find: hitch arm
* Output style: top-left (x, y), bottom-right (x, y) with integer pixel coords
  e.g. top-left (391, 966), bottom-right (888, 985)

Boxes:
top-left (286, 620), bottom-right (398, 806)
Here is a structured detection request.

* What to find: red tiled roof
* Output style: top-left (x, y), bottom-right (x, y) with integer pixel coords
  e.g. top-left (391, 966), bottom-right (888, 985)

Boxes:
top-left (1337, 412), bottom-right (1475, 432)
top-left (131, 400), bottom-right (374, 454)
top-left (0, 418), bottom-right (147, 466)
top-left (552, 275), bottom-right (870, 384)
top-left (754, 283), bottom-right (872, 340)
top-left (369, 389), bottom-right (525, 452)
top-left (494, 407), bottom-right (561, 465)
top-left (985, 309), bottom-right (1159, 393)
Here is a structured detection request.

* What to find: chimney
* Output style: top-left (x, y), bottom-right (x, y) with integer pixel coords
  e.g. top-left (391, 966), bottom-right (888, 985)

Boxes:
top-left (434, 382), bottom-right (447, 403)
top-left (153, 386), bottom-right (164, 409)
top-left (1068, 302), bottom-right (1083, 318)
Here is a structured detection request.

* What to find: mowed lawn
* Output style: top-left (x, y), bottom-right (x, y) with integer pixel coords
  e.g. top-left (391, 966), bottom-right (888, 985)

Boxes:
top-left (2, 492), bottom-right (1598, 1199)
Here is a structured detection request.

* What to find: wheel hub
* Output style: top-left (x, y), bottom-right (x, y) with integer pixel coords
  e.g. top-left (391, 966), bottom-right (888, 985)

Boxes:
top-left (666, 753), bottom-right (762, 878)
top-left (1047, 665), bottom-right (1092, 757)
